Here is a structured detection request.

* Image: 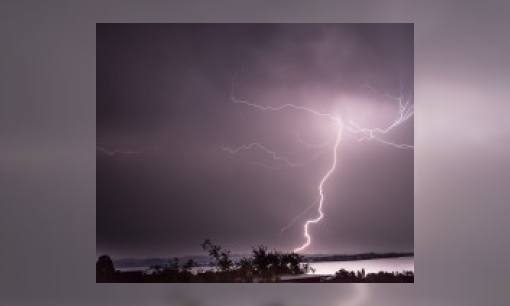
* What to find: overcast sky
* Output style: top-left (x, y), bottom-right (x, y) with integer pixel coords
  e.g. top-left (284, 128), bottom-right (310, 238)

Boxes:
top-left (96, 23), bottom-right (413, 257)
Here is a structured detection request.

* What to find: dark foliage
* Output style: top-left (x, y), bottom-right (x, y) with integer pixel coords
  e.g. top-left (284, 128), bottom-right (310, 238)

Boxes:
top-left (96, 254), bottom-right (115, 282)
top-left (96, 240), bottom-right (413, 283)
top-left (322, 269), bottom-right (414, 283)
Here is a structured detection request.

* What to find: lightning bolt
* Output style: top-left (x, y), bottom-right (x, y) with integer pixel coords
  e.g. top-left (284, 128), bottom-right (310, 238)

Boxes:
top-left (221, 141), bottom-right (326, 171)
top-left (225, 75), bottom-right (413, 253)
top-left (221, 142), bottom-right (310, 170)
top-left (346, 82), bottom-right (414, 148)
top-left (294, 117), bottom-right (343, 253)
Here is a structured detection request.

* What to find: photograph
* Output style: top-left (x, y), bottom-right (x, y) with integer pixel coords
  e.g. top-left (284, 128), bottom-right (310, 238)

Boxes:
top-left (96, 23), bottom-right (414, 283)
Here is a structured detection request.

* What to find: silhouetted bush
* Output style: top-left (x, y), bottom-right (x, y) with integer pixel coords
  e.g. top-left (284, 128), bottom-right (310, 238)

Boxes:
top-left (325, 269), bottom-right (414, 283)
top-left (96, 254), bottom-right (115, 282)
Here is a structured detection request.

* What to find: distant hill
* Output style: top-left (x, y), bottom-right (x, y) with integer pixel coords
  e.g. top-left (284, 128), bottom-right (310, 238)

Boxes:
top-left (302, 252), bottom-right (414, 262)
top-left (113, 252), bottom-right (413, 270)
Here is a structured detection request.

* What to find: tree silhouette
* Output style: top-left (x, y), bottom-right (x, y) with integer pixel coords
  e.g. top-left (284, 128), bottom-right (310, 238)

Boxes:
top-left (201, 239), bottom-right (233, 271)
top-left (96, 254), bottom-right (115, 282)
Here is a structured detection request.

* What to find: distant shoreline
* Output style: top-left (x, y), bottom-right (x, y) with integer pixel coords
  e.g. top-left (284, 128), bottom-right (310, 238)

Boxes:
top-left (303, 252), bottom-right (414, 263)
top-left (113, 252), bottom-right (414, 271)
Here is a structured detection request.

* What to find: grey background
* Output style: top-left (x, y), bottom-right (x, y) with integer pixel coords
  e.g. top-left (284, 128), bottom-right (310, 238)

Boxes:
top-left (1, 0), bottom-right (509, 306)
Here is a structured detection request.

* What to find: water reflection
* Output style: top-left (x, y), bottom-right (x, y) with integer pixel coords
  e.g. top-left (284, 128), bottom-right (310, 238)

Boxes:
top-left (307, 257), bottom-right (414, 275)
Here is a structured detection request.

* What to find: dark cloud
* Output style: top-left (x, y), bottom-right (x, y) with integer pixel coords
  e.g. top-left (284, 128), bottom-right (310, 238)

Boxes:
top-left (96, 23), bottom-right (413, 257)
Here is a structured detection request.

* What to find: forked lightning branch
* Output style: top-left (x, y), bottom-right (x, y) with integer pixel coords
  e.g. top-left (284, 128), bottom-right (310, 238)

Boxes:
top-left (222, 76), bottom-right (414, 253)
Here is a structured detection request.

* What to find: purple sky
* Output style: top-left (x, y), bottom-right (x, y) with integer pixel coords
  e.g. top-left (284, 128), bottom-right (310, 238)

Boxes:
top-left (96, 23), bottom-right (413, 257)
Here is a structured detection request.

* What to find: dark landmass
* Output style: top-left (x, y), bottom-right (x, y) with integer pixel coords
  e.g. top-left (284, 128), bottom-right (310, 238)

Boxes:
top-left (303, 252), bottom-right (414, 263)
top-left (113, 252), bottom-right (414, 270)
top-left (97, 239), bottom-right (413, 283)
top-left (98, 267), bottom-right (413, 283)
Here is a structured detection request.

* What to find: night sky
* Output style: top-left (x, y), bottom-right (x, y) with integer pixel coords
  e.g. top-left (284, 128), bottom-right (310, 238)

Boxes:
top-left (96, 23), bottom-right (413, 257)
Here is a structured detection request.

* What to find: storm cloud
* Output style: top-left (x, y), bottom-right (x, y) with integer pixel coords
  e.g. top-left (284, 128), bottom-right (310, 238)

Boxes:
top-left (96, 23), bottom-right (413, 257)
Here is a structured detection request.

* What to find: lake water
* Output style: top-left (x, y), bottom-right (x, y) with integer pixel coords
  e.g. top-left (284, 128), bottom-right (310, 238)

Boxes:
top-left (306, 257), bottom-right (414, 275)
top-left (118, 257), bottom-right (414, 276)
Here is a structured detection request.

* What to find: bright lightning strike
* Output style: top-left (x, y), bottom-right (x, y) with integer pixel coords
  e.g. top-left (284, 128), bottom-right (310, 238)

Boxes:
top-left (294, 117), bottom-right (343, 253)
top-left (221, 142), bottom-right (309, 170)
top-left (224, 76), bottom-right (413, 253)
top-left (221, 142), bottom-right (325, 170)
top-left (346, 83), bottom-right (414, 148)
